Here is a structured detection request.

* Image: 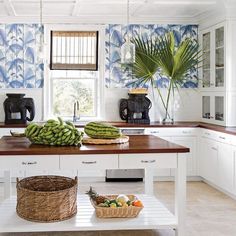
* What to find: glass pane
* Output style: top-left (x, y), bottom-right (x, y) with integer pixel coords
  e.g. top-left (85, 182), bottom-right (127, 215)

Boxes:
top-left (53, 79), bottom-right (95, 117)
top-left (202, 32), bottom-right (211, 88)
top-left (203, 70), bottom-right (210, 88)
top-left (215, 27), bottom-right (224, 48)
top-left (215, 96), bottom-right (224, 121)
top-left (203, 32), bottom-right (210, 51)
top-left (202, 96), bottom-right (211, 119)
top-left (203, 51), bottom-right (210, 69)
top-left (215, 68), bottom-right (224, 87)
top-left (215, 48), bottom-right (224, 68)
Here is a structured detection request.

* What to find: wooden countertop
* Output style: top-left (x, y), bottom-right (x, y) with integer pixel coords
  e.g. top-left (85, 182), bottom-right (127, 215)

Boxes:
top-left (1, 121), bottom-right (236, 136)
top-left (0, 135), bottom-right (189, 155)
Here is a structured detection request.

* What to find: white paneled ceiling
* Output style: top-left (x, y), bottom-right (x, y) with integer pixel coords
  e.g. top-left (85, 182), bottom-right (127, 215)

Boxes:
top-left (0, 0), bottom-right (228, 23)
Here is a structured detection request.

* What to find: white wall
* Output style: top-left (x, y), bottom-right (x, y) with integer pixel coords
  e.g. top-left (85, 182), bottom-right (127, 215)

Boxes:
top-left (0, 87), bottom-right (200, 123)
top-left (104, 88), bottom-right (201, 122)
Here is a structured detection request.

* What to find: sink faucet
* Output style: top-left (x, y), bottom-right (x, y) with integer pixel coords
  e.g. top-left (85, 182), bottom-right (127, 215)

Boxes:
top-left (73, 101), bottom-right (80, 122)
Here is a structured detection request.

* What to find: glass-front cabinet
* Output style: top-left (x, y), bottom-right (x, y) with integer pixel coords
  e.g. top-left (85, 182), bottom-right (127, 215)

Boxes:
top-left (202, 93), bottom-right (225, 125)
top-left (202, 32), bottom-right (211, 88)
top-left (201, 23), bottom-right (225, 89)
top-left (215, 27), bottom-right (224, 87)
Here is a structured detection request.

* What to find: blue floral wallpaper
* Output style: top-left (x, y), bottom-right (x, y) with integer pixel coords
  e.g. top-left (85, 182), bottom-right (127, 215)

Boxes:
top-left (0, 24), bottom-right (44, 89)
top-left (105, 24), bottom-right (198, 88)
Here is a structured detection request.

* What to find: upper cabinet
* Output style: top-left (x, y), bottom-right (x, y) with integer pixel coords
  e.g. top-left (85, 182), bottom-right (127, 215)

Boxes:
top-left (201, 23), bottom-right (225, 90)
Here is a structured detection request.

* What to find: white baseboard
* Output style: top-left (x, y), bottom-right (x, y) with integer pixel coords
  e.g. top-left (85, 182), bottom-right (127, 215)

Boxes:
top-left (203, 179), bottom-right (236, 200)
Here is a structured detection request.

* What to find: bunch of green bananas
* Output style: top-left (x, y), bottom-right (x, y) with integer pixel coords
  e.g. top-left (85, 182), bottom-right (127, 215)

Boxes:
top-left (25, 117), bottom-right (83, 146)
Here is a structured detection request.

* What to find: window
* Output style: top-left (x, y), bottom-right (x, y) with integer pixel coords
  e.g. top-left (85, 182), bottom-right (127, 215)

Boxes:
top-left (46, 26), bottom-right (104, 120)
top-left (50, 31), bottom-right (98, 70)
top-left (51, 70), bottom-right (98, 118)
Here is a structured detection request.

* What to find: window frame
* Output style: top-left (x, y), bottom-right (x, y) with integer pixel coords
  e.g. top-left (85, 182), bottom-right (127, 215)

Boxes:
top-left (49, 30), bottom-right (99, 71)
top-left (44, 24), bottom-right (105, 121)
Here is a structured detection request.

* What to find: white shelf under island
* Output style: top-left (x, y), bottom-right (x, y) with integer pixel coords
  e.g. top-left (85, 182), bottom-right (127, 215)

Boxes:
top-left (0, 135), bottom-right (189, 236)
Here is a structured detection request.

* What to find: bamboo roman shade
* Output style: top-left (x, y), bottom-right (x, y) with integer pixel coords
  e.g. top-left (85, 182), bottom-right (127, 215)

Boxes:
top-left (50, 31), bottom-right (98, 70)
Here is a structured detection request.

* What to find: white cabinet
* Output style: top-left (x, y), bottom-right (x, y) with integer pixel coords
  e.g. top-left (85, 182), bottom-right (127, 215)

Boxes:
top-left (172, 137), bottom-right (197, 176)
top-left (145, 128), bottom-right (198, 177)
top-left (119, 154), bottom-right (177, 169)
top-left (199, 130), bottom-right (235, 194)
top-left (201, 92), bottom-right (225, 125)
top-left (200, 22), bottom-right (228, 126)
top-left (60, 155), bottom-right (118, 170)
top-left (218, 142), bottom-right (234, 193)
top-left (201, 23), bottom-right (225, 90)
top-left (199, 137), bottom-right (218, 184)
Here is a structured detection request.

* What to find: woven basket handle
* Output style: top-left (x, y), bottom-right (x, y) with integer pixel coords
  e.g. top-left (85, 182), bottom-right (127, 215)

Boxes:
top-left (16, 177), bottom-right (19, 187)
top-left (74, 176), bottom-right (78, 183)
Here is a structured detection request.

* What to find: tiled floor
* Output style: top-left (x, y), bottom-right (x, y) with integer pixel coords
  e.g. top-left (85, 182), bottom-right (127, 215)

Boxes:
top-left (1, 181), bottom-right (236, 236)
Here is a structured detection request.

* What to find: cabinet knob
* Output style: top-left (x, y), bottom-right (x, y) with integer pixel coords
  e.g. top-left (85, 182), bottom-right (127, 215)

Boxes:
top-left (151, 131), bottom-right (159, 134)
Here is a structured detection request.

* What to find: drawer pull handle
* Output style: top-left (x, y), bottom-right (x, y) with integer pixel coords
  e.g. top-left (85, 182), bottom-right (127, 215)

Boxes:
top-left (219, 136), bottom-right (226, 140)
top-left (82, 161), bottom-right (97, 164)
top-left (182, 131), bottom-right (190, 134)
top-left (22, 161), bottom-right (37, 165)
top-left (211, 147), bottom-right (218, 151)
top-left (151, 131), bottom-right (159, 134)
top-left (141, 160), bottom-right (156, 163)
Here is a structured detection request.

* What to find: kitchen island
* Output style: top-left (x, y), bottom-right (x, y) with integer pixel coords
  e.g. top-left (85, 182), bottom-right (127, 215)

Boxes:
top-left (0, 135), bottom-right (189, 236)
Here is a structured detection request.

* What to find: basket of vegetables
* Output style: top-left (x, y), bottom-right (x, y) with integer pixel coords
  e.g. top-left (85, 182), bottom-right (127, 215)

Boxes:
top-left (86, 187), bottom-right (143, 218)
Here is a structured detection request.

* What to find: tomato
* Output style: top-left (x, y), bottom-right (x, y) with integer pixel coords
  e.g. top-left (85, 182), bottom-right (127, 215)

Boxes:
top-left (132, 200), bottom-right (143, 207)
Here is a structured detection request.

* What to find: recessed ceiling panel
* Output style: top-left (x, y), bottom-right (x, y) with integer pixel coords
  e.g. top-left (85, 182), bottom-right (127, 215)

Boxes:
top-left (77, 3), bottom-right (139, 16)
top-left (0, 2), bottom-right (8, 16)
top-left (134, 4), bottom-right (212, 17)
top-left (13, 1), bottom-right (74, 16)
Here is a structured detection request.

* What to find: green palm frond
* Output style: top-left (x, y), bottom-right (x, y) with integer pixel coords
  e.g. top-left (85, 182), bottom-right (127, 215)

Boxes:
top-left (132, 36), bottom-right (159, 84)
top-left (131, 31), bottom-right (201, 122)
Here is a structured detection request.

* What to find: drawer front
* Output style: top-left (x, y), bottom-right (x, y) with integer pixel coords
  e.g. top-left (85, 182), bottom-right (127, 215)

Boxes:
top-left (145, 128), bottom-right (198, 137)
top-left (201, 129), bottom-right (232, 144)
top-left (119, 154), bottom-right (177, 169)
top-left (215, 132), bottom-right (232, 144)
top-left (0, 155), bottom-right (59, 170)
top-left (201, 129), bottom-right (218, 140)
top-left (60, 154), bottom-right (118, 170)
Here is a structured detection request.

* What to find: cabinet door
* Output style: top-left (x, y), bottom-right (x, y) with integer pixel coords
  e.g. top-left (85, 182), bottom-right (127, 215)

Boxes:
top-left (218, 143), bottom-right (233, 193)
top-left (202, 31), bottom-right (211, 88)
top-left (199, 137), bottom-right (218, 184)
top-left (172, 137), bottom-right (197, 176)
top-left (201, 93), bottom-right (225, 125)
top-left (215, 26), bottom-right (225, 88)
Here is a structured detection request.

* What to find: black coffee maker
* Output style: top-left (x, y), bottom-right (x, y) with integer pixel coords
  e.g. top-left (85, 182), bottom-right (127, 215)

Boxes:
top-left (3, 93), bottom-right (35, 124)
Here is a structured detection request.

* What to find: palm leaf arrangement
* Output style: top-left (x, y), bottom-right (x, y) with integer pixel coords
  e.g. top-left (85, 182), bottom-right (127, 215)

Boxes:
top-left (132, 32), bottom-right (201, 123)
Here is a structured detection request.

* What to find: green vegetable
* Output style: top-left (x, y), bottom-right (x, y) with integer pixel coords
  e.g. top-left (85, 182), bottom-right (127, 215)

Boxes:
top-left (84, 122), bottom-right (121, 139)
top-left (25, 117), bottom-right (84, 146)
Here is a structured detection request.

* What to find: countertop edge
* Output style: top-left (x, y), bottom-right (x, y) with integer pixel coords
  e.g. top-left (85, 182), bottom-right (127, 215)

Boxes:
top-left (1, 122), bottom-right (236, 136)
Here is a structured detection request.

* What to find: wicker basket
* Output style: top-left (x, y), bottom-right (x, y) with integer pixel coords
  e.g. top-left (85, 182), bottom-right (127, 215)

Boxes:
top-left (16, 175), bottom-right (78, 223)
top-left (90, 195), bottom-right (143, 218)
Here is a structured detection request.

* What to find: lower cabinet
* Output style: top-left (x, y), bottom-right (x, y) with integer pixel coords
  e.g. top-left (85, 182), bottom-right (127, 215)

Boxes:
top-left (218, 142), bottom-right (234, 193)
top-left (172, 137), bottom-right (197, 176)
top-left (145, 128), bottom-right (197, 177)
top-left (199, 137), bottom-right (218, 184)
top-left (199, 136), bottom-right (235, 194)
